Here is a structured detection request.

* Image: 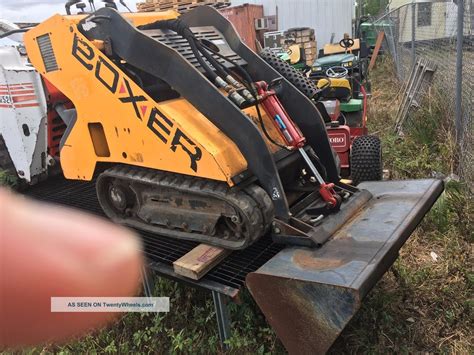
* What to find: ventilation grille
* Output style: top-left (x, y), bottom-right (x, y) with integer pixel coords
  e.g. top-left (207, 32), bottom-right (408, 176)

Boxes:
top-left (36, 34), bottom-right (58, 72)
top-left (143, 26), bottom-right (246, 73)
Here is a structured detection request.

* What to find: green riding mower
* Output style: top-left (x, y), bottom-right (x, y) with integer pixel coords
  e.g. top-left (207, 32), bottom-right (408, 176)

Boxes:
top-left (260, 48), bottom-right (382, 185)
top-left (310, 35), bottom-right (371, 98)
top-left (356, 15), bottom-right (393, 55)
top-left (275, 43), bottom-right (311, 73)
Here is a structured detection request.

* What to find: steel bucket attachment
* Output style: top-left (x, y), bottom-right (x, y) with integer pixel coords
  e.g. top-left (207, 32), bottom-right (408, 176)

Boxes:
top-left (247, 179), bottom-right (443, 354)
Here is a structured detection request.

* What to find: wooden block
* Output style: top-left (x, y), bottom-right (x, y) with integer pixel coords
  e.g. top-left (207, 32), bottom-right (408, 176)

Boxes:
top-left (294, 33), bottom-right (315, 41)
top-left (158, 4), bottom-right (175, 10)
top-left (137, 3), bottom-right (157, 11)
top-left (173, 244), bottom-right (230, 280)
top-left (173, 0), bottom-right (229, 13)
top-left (288, 28), bottom-right (314, 37)
top-left (299, 29), bottom-right (314, 37)
top-left (137, 2), bottom-right (158, 11)
top-left (297, 36), bottom-right (313, 43)
top-left (303, 41), bottom-right (316, 49)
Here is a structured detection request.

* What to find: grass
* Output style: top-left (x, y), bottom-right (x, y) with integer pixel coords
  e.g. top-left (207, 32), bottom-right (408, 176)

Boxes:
top-left (10, 57), bottom-right (474, 354)
top-left (330, 57), bottom-right (473, 354)
top-left (0, 170), bottom-right (18, 187)
top-left (27, 280), bottom-right (281, 354)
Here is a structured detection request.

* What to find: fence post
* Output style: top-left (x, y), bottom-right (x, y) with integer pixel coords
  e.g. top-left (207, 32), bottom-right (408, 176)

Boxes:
top-left (411, 0), bottom-right (416, 68)
top-left (455, 0), bottom-right (464, 150)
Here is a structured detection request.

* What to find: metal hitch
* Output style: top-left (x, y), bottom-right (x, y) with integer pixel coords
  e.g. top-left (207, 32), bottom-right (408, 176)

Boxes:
top-left (247, 179), bottom-right (443, 354)
top-left (272, 187), bottom-right (373, 247)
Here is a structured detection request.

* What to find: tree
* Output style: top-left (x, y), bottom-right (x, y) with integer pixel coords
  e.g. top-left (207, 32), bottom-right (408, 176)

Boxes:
top-left (358, 0), bottom-right (390, 17)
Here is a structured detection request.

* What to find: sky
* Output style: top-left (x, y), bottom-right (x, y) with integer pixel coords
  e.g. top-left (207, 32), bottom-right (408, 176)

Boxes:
top-left (0, 0), bottom-right (135, 23)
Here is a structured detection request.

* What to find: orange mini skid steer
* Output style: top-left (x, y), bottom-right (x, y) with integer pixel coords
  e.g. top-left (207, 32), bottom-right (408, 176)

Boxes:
top-left (18, 6), bottom-right (443, 352)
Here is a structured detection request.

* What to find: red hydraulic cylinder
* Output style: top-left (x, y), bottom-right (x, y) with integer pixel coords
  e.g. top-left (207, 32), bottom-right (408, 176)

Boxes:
top-left (255, 81), bottom-right (305, 149)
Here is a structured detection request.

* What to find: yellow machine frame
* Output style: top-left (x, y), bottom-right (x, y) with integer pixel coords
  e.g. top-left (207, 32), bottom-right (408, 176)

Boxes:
top-left (24, 12), bottom-right (284, 186)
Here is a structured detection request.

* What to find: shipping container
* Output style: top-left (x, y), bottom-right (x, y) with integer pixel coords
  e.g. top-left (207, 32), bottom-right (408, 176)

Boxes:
top-left (219, 4), bottom-right (264, 51)
top-left (230, 0), bottom-right (354, 47)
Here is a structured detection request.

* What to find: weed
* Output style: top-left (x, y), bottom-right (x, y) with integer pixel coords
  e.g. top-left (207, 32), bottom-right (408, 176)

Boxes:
top-left (0, 170), bottom-right (18, 187)
top-left (331, 58), bottom-right (473, 354)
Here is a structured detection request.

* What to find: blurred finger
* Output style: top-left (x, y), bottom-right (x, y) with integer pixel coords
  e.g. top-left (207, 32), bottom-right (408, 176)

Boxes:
top-left (0, 189), bottom-right (143, 348)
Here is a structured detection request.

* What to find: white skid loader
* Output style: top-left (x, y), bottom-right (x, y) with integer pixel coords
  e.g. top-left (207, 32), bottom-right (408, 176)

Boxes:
top-left (0, 21), bottom-right (50, 184)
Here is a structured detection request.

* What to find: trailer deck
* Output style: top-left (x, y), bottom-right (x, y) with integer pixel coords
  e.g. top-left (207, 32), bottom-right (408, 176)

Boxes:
top-left (24, 175), bottom-right (284, 298)
top-left (24, 176), bottom-right (444, 352)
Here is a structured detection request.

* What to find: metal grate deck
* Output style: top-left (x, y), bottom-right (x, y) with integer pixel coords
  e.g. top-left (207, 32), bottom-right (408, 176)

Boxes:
top-left (24, 176), bottom-right (284, 296)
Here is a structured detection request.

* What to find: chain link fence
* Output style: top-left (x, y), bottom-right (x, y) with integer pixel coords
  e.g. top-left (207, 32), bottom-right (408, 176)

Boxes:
top-left (374, 0), bottom-right (472, 181)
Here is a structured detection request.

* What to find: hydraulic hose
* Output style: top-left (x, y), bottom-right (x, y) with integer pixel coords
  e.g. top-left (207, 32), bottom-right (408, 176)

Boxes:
top-left (138, 19), bottom-right (247, 106)
top-left (196, 43), bottom-right (229, 79)
top-left (188, 38), bottom-right (218, 81)
top-left (139, 20), bottom-right (245, 88)
top-left (200, 42), bottom-right (256, 91)
top-left (138, 20), bottom-right (218, 82)
top-left (138, 19), bottom-right (229, 84)
top-left (196, 42), bottom-right (252, 102)
top-left (193, 41), bottom-right (250, 105)
top-left (138, 19), bottom-right (227, 80)
top-left (200, 42), bottom-right (290, 151)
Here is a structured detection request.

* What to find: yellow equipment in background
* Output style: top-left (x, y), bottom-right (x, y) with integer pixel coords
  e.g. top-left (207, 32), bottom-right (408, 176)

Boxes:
top-left (323, 38), bottom-right (360, 55)
top-left (316, 77), bottom-right (352, 101)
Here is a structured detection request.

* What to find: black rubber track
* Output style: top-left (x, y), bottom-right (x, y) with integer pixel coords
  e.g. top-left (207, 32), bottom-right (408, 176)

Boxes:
top-left (259, 48), bottom-right (318, 100)
top-left (96, 165), bottom-right (274, 250)
top-left (350, 135), bottom-right (383, 185)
